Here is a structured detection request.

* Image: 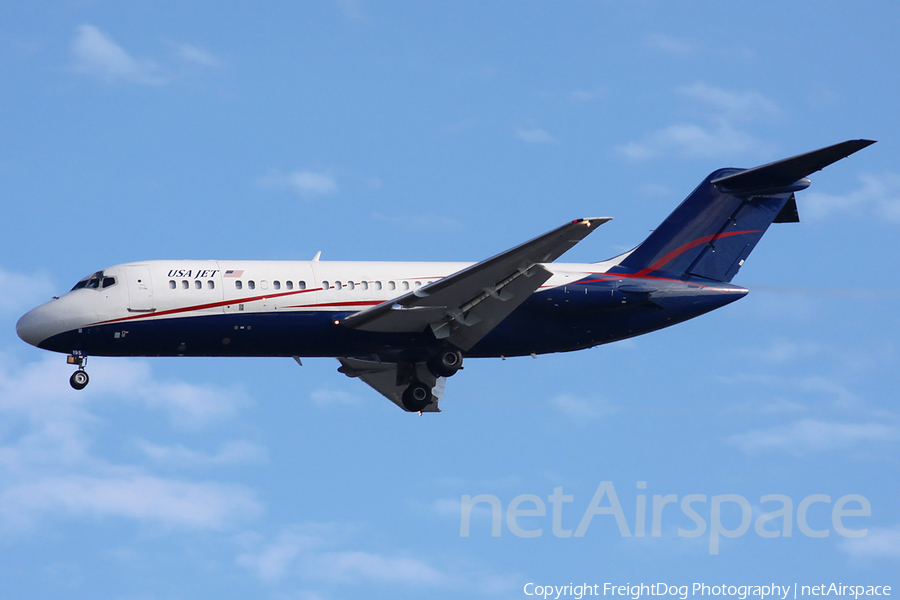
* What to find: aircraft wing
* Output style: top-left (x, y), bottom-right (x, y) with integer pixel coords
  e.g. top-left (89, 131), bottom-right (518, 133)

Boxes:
top-left (339, 217), bottom-right (610, 350)
top-left (337, 357), bottom-right (445, 412)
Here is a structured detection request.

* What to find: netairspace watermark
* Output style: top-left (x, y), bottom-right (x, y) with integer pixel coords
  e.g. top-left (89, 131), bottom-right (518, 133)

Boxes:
top-left (460, 481), bottom-right (872, 554)
top-left (523, 583), bottom-right (892, 600)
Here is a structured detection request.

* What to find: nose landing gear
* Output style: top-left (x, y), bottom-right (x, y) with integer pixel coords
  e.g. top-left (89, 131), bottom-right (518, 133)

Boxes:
top-left (67, 353), bottom-right (89, 390)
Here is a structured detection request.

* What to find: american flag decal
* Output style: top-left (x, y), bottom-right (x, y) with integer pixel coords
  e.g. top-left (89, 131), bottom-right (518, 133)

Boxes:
top-left (224, 270), bottom-right (244, 277)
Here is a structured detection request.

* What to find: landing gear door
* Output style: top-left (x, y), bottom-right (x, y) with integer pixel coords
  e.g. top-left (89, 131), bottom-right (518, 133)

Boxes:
top-left (125, 266), bottom-right (154, 312)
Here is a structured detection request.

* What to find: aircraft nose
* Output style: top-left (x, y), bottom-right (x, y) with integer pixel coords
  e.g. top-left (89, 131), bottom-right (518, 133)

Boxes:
top-left (16, 303), bottom-right (56, 347)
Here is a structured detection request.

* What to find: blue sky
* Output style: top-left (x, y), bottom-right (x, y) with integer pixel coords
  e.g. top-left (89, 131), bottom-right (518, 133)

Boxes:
top-left (2, 2), bottom-right (899, 598)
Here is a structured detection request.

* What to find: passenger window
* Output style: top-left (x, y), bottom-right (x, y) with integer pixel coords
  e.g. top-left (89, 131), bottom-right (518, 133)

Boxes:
top-left (322, 281), bottom-right (329, 290)
top-left (274, 281), bottom-right (281, 290)
top-left (348, 281), bottom-right (355, 290)
top-left (208, 280), bottom-right (215, 289)
top-left (194, 280), bottom-right (202, 290)
top-left (375, 281), bottom-right (382, 290)
top-left (286, 281), bottom-right (293, 290)
top-left (261, 280), bottom-right (268, 290)
top-left (169, 280), bottom-right (176, 289)
top-left (388, 281), bottom-right (396, 290)
top-left (402, 281), bottom-right (409, 290)
top-left (360, 281), bottom-right (368, 290)
top-left (298, 281), bottom-right (306, 290)
top-left (182, 280), bottom-right (189, 289)
top-left (248, 280), bottom-right (256, 290)
top-left (335, 281), bottom-right (342, 290)
top-left (235, 280), bottom-right (243, 290)
top-left (414, 281), bottom-right (421, 288)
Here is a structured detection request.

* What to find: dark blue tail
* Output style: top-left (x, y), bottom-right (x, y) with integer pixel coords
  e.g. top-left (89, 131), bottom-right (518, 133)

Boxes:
top-left (611, 140), bottom-right (875, 283)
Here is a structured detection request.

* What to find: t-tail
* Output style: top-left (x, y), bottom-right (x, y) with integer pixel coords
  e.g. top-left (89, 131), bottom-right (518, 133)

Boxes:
top-left (610, 139), bottom-right (876, 283)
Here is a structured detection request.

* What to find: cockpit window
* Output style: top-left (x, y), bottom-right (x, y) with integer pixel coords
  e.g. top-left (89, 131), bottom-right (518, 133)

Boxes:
top-left (72, 271), bottom-right (107, 291)
top-left (101, 277), bottom-right (116, 288)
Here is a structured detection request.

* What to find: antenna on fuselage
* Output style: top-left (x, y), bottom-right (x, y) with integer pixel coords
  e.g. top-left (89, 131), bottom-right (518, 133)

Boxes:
top-left (312, 251), bottom-right (322, 261)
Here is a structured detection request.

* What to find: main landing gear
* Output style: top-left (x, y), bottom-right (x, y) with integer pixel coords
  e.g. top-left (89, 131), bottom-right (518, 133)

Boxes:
top-left (400, 346), bottom-right (465, 413)
top-left (427, 347), bottom-right (463, 378)
top-left (67, 353), bottom-right (89, 390)
top-left (401, 381), bottom-right (433, 413)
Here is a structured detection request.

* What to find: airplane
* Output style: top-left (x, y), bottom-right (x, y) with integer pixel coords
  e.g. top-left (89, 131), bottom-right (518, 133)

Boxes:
top-left (16, 139), bottom-right (874, 414)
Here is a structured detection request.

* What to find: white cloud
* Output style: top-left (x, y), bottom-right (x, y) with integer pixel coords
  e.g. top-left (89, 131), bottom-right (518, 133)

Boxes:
top-left (618, 82), bottom-right (779, 161)
top-left (258, 170), bottom-right (338, 198)
top-left (676, 81), bottom-right (782, 121)
top-left (173, 42), bottom-right (224, 67)
top-left (0, 266), bottom-right (56, 317)
top-left (724, 419), bottom-right (900, 456)
top-left (738, 339), bottom-right (826, 363)
top-left (336, 0), bottom-right (365, 20)
top-left (840, 525), bottom-right (900, 559)
top-left (237, 524), bottom-right (446, 586)
top-left (644, 33), bottom-right (696, 56)
top-left (716, 369), bottom-right (878, 415)
top-left (568, 88), bottom-right (606, 103)
top-left (237, 523), bottom-right (447, 586)
top-left (430, 497), bottom-right (498, 522)
top-left (803, 173), bottom-right (900, 222)
top-left (236, 528), bottom-right (323, 582)
top-left (725, 398), bottom-right (810, 415)
top-left (316, 550), bottom-right (446, 585)
top-left (72, 24), bottom-right (167, 85)
top-left (86, 358), bottom-right (250, 427)
top-left (794, 375), bottom-right (861, 408)
top-left (637, 183), bottom-right (671, 197)
top-left (236, 522), bottom-right (518, 594)
top-left (0, 475), bottom-right (260, 530)
top-left (137, 439), bottom-right (267, 467)
top-left (550, 393), bottom-right (617, 420)
top-left (430, 497), bottom-right (464, 517)
top-left (515, 127), bottom-right (559, 144)
top-left (0, 355), bottom-right (261, 532)
top-left (0, 354), bottom-right (100, 471)
top-left (310, 388), bottom-right (362, 406)
top-left (618, 121), bottom-right (769, 161)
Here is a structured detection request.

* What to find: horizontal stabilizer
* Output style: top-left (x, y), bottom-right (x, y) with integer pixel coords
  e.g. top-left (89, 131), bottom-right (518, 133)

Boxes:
top-left (712, 139), bottom-right (876, 195)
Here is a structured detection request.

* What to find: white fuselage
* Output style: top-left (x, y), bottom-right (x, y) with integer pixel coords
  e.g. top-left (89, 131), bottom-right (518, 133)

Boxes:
top-left (16, 258), bottom-right (621, 352)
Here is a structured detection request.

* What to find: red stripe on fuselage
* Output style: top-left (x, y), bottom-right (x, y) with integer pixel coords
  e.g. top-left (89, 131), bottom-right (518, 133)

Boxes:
top-left (91, 287), bottom-right (324, 325)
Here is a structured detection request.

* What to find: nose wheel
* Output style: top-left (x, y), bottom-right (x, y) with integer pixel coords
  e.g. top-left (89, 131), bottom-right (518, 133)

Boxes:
top-left (67, 353), bottom-right (89, 390)
top-left (69, 369), bottom-right (89, 390)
